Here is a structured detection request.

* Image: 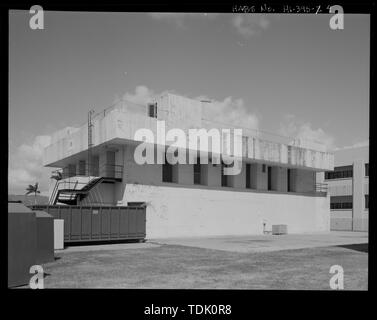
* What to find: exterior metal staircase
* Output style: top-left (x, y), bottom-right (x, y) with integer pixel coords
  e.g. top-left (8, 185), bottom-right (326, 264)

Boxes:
top-left (50, 177), bottom-right (104, 205)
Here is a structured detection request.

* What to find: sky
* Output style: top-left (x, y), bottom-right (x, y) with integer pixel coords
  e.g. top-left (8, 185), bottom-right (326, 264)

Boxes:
top-left (9, 11), bottom-right (370, 194)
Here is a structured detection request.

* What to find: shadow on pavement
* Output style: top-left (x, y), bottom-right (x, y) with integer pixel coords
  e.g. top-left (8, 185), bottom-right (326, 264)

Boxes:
top-left (336, 243), bottom-right (368, 253)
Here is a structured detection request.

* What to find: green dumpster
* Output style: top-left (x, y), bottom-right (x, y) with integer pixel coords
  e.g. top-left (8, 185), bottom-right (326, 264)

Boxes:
top-left (35, 211), bottom-right (55, 264)
top-left (8, 202), bottom-right (37, 288)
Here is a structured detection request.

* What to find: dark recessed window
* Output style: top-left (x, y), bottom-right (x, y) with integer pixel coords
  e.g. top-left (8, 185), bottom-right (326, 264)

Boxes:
top-left (365, 163), bottom-right (369, 177)
top-left (267, 166), bottom-right (272, 191)
top-left (287, 168), bottom-right (292, 192)
top-left (325, 165), bottom-right (353, 180)
top-left (330, 202), bottom-right (353, 210)
top-left (162, 160), bottom-right (173, 183)
top-left (262, 164), bottom-right (266, 173)
top-left (194, 157), bottom-right (201, 185)
top-left (330, 196), bottom-right (353, 210)
top-left (246, 163), bottom-right (251, 189)
top-left (365, 195), bottom-right (369, 209)
top-left (148, 103), bottom-right (157, 118)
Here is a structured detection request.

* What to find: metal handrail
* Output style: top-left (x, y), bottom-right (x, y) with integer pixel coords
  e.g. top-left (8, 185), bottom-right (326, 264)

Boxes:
top-left (52, 163), bottom-right (123, 180)
top-left (315, 182), bottom-right (328, 193)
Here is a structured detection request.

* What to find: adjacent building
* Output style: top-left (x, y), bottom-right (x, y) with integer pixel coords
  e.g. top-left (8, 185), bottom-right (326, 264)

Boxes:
top-left (320, 145), bottom-right (369, 232)
top-left (43, 93), bottom-right (334, 238)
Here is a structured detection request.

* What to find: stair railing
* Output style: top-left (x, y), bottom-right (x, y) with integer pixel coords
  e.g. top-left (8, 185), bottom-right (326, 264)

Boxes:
top-left (49, 180), bottom-right (60, 205)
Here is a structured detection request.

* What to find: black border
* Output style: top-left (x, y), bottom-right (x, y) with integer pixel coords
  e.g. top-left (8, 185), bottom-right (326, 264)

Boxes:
top-left (2, 0), bottom-right (375, 315)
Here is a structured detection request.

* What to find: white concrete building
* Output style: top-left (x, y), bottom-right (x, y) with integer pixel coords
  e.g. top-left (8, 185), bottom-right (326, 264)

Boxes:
top-left (43, 93), bottom-right (334, 238)
top-left (321, 145), bottom-right (369, 232)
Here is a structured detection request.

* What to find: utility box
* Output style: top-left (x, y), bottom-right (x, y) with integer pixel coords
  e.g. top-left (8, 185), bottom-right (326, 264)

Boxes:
top-left (54, 219), bottom-right (64, 250)
top-left (8, 203), bottom-right (37, 288)
top-left (35, 211), bottom-right (55, 264)
top-left (272, 224), bottom-right (288, 235)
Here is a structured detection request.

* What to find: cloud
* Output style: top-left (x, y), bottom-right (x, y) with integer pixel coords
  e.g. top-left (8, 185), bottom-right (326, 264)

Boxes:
top-left (148, 13), bottom-right (272, 38)
top-left (8, 135), bottom-right (53, 194)
top-left (122, 85), bottom-right (155, 105)
top-left (148, 12), bottom-right (218, 28)
top-left (198, 95), bottom-right (259, 132)
top-left (120, 86), bottom-right (259, 131)
top-left (120, 85), bottom-right (259, 130)
top-left (334, 139), bottom-right (369, 151)
top-left (231, 14), bottom-right (270, 38)
top-left (278, 114), bottom-right (336, 151)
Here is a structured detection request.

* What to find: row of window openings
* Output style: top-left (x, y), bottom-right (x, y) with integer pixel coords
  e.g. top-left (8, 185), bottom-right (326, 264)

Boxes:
top-left (148, 103), bottom-right (369, 180)
top-left (330, 195), bottom-right (368, 210)
top-left (325, 163), bottom-right (369, 180)
top-left (330, 202), bottom-right (353, 209)
top-left (163, 160), bottom-right (294, 191)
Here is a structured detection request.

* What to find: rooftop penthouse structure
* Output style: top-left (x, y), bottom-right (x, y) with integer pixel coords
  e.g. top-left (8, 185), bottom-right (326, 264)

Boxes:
top-left (44, 93), bottom-right (334, 238)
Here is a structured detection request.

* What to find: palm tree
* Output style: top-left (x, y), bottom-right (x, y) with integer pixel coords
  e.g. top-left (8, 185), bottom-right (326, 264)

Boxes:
top-left (50, 171), bottom-right (63, 181)
top-left (25, 182), bottom-right (41, 205)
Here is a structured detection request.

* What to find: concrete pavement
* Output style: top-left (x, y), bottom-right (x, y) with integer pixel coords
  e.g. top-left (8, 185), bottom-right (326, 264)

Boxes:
top-left (151, 231), bottom-right (368, 253)
top-left (56, 231), bottom-right (368, 254)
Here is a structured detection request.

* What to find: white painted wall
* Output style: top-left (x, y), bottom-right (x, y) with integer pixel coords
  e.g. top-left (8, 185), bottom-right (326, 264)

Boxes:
top-left (123, 184), bottom-right (330, 238)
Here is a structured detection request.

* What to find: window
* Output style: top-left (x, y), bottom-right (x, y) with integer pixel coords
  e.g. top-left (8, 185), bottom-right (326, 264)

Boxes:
top-left (287, 168), bottom-right (292, 192)
top-left (365, 163), bottom-right (369, 177)
top-left (365, 195), bottom-right (369, 209)
top-left (325, 165), bottom-right (353, 180)
top-left (162, 154), bottom-right (173, 183)
top-left (194, 158), bottom-right (201, 185)
top-left (246, 163), bottom-right (251, 189)
top-left (267, 166), bottom-right (272, 191)
top-left (330, 196), bottom-right (353, 210)
top-left (148, 103), bottom-right (157, 118)
top-left (262, 164), bottom-right (266, 173)
top-left (330, 202), bottom-right (353, 210)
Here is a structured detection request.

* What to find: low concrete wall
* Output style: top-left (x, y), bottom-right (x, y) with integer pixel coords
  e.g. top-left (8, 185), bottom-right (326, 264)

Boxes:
top-left (330, 210), bottom-right (352, 231)
top-left (123, 183), bottom-right (330, 238)
top-left (330, 210), bottom-right (368, 232)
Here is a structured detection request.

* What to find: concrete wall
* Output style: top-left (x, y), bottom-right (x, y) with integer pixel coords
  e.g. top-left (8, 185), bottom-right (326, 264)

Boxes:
top-left (123, 144), bottom-right (162, 185)
top-left (123, 183), bottom-right (330, 238)
top-left (330, 210), bottom-right (353, 231)
top-left (291, 169), bottom-right (315, 193)
top-left (352, 159), bottom-right (368, 231)
top-left (178, 164), bottom-right (194, 185)
top-left (207, 162), bottom-right (221, 187)
top-left (156, 93), bottom-right (202, 131)
top-left (327, 178), bottom-right (353, 196)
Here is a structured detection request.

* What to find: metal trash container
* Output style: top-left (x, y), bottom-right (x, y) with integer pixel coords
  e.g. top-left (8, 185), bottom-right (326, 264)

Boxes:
top-left (31, 204), bottom-right (146, 243)
top-left (8, 202), bottom-right (37, 288)
top-left (35, 211), bottom-right (55, 264)
top-left (272, 224), bottom-right (288, 235)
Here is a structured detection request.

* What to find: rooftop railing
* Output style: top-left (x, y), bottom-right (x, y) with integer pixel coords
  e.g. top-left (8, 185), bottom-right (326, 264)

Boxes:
top-left (315, 182), bottom-right (328, 194)
top-left (52, 163), bottom-right (123, 181)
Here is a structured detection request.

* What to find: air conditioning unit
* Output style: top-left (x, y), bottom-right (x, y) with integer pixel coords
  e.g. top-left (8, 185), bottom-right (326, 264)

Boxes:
top-left (272, 224), bottom-right (288, 235)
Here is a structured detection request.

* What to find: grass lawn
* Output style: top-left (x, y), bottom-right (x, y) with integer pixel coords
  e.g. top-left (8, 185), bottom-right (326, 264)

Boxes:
top-left (41, 243), bottom-right (368, 290)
